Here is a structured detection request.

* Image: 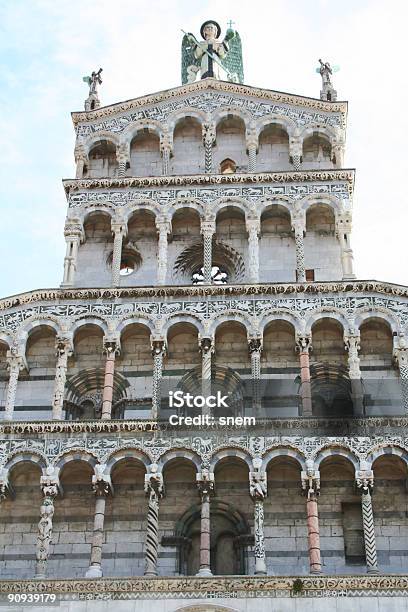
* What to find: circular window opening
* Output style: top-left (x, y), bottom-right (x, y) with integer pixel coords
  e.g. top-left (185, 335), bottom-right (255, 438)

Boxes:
top-left (120, 259), bottom-right (135, 276)
top-left (192, 265), bottom-right (228, 285)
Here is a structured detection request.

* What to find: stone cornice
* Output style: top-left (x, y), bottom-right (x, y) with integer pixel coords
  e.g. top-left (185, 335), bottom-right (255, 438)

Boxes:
top-left (62, 169), bottom-right (355, 194)
top-left (1, 279), bottom-right (408, 311)
top-left (1, 415), bottom-right (408, 436)
top-left (0, 574), bottom-right (406, 597)
top-left (71, 78), bottom-right (348, 125)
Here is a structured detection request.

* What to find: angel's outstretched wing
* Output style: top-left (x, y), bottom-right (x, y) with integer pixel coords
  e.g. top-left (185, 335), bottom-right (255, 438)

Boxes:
top-left (222, 30), bottom-right (244, 84)
top-left (82, 76), bottom-right (91, 85)
top-left (181, 33), bottom-right (200, 84)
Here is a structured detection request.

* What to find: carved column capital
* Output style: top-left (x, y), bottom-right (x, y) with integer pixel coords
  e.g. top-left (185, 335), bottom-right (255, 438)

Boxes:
top-left (199, 335), bottom-right (214, 354)
top-left (202, 122), bottom-right (216, 146)
top-left (92, 464), bottom-right (113, 496)
top-left (55, 335), bottom-right (73, 358)
top-left (155, 217), bottom-right (172, 235)
top-left (40, 465), bottom-right (61, 498)
top-left (246, 217), bottom-right (261, 235)
top-left (295, 334), bottom-right (312, 353)
top-left (246, 128), bottom-right (259, 152)
top-left (291, 213), bottom-right (306, 235)
top-left (151, 337), bottom-right (166, 357)
top-left (196, 469), bottom-right (215, 497)
top-left (301, 461), bottom-right (320, 499)
top-left (200, 219), bottom-right (216, 237)
top-left (356, 469), bottom-right (374, 493)
top-left (249, 469), bottom-right (267, 501)
top-left (248, 336), bottom-right (262, 354)
top-left (160, 132), bottom-right (173, 155)
top-left (74, 145), bottom-right (88, 163)
top-left (111, 218), bottom-right (127, 238)
top-left (335, 211), bottom-right (353, 237)
top-left (144, 464), bottom-right (164, 498)
top-left (394, 345), bottom-right (408, 366)
top-left (103, 336), bottom-right (121, 356)
top-left (64, 219), bottom-right (84, 241)
top-left (6, 348), bottom-right (26, 372)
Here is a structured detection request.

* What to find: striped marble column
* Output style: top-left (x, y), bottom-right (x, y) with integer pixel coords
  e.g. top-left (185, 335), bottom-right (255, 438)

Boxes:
top-left (196, 468), bottom-right (214, 577)
top-left (144, 465), bottom-right (164, 577)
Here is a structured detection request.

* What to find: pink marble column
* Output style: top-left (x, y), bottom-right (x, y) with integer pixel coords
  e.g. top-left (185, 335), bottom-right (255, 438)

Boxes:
top-left (101, 342), bottom-right (118, 420)
top-left (306, 493), bottom-right (322, 573)
top-left (296, 336), bottom-right (312, 416)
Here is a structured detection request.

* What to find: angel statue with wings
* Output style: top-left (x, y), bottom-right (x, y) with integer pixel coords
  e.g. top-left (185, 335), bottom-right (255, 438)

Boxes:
top-left (181, 20), bottom-right (244, 85)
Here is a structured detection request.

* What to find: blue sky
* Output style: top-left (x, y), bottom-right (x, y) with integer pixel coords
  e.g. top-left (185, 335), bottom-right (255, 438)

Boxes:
top-left (1, 0), bottom-right (407, 297)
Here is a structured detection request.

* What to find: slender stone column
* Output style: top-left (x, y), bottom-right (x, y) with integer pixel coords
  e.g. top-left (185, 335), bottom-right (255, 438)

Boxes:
top-left (156, 218), bottom-right (171, 285)
top-left (4, 349), bottom-right (25, 421)
top-left (35, 469), bottom-right (60, 579)
top-left (295, 335), bottom-right (312, 416)
top-left (301, 461), bottom-right (322, 574)
top-left (246, 218), bottom-right (260, 283)
top-left (144, 464), bottom-right (164, 577)
top-left (116, 143), bottom-right (130, 177)
top-left (86, 464), bottom-right (112, 578)
top-left (291, 215), bottom-right (306, 283)
top-left (356, 469), bottom-right (378, 574)
top-left (201, 220), bottom-right (215, 284)
top-left (344, 333), bottom-right (364, 416)
top-left (249, 337), bottom-right (262, 417)
top-left (111, 218), bottom-right (127, 287)
top-left (246, 129), bottom-right (258, 172)
top-left (202, 123), bottom-right (216, 173)
top-left (289, 138), bottom-right (302, 170)
top-left (249, 459), bottom-right (267, 575)
top-left (393, 343), bottom-right (408, 414)
top-left (62, 220), bottom-right (83, 287)
top-left (336, 213), bottom-right (355, 280)
top-left (51, 336), bottom-right (73, 420)
top-left (101, 339), bottom-right (120, 420)
top-left (151, 339), bottom-right (166, 419)
top-left (199, 336), bottom-right (213, 416)
top-left (160, 133), bottom-right (173, 176)
top-left (196, 468), bottom-right (214, 577)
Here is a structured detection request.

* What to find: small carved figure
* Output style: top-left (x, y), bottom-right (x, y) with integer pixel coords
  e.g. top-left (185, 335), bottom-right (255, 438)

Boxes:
top-left (83, 68), bottom-right (103, 95)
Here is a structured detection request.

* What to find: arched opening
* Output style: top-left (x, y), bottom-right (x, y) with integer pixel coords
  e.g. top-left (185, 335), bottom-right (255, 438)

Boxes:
top-left (319, 455), bottom-right (363, 571)
top-left (214, 116), bottom-right (247, 173)
top-left (310, 318), bottom-right (352, 417)
top-left (260, 205), bottom-right (293, 282)
top-left (257, 124), bottom-right (290, 171)
top-left (220, 158), bottom-right (236, 174)
top-left (23, 326), bottom-right (57, 416)
top-left (107, 457), bottom-right (147, 576)
top-left (52, 460), bottom-right (94, 578)
top-left (117, 323), bottom-right (152, 417)
top-left (266, 456), bottom-right (302, 575)
top-left (359, 318), bottom-right (398, 414)
top-left (171, 117), bottom-right (204, 175)
top-left (86, 140), bottom-right (118, 178)
top-left (164, 323), bottom-right (200, 414)
top-left (302, 133), bottom-right (333, 169)
top-left (262, 320), bottom-right (298, 417)
top-left (305, 204), bottom-right (341, 281)
top-left (129, 130), bottom-right (161, 176)
top-left (125, 210), bottom-right (156, 285)
top-left (77, 212), bottom-right (112, 287)
top-left (0, 461), bottom-right (42, 578)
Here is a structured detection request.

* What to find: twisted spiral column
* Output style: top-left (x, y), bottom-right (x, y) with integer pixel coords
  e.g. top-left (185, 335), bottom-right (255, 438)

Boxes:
top-left (202, 123), bottom-right (215, 174)
top-left (357, 477), bottom-right (378, 574)
top-left (144, 467), bottom-right (164, 577)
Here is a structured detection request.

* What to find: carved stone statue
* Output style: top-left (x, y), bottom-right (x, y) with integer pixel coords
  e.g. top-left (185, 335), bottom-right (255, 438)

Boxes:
top-left (316, 59), bottom-right (338, 102)
top-left (83, 68), bottom-right (103, 96)
top-left (181, 21), bottom-right (243, 84)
